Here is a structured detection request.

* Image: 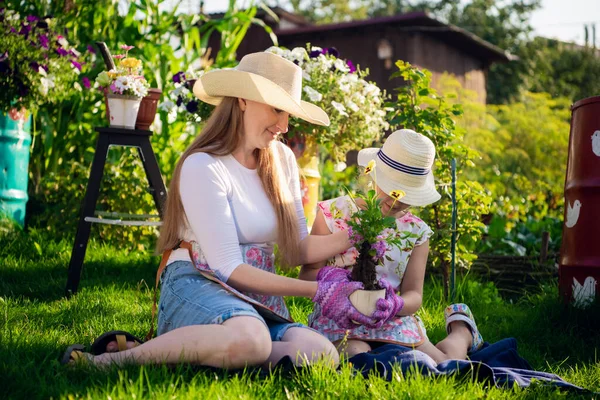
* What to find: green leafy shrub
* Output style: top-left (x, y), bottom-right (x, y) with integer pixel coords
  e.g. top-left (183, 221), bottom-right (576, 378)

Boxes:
top-left (389, 61), bottom-right (492, 297)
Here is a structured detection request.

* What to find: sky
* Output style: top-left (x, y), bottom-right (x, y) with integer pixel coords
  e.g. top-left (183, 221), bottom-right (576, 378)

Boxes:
top-left (190, 0), bottom-right (600, 46)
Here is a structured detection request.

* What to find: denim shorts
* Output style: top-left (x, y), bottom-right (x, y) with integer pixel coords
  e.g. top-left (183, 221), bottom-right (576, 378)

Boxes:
top-left (157, 261), bottom-right (310, 341)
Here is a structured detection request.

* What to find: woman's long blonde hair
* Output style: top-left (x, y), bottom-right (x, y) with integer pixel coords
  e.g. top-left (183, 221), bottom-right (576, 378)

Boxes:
top-left (157, 97), bottom-right (300, 267)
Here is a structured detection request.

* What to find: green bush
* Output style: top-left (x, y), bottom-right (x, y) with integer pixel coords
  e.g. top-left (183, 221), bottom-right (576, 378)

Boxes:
top-left (389, 61), bottom-right (492, 297)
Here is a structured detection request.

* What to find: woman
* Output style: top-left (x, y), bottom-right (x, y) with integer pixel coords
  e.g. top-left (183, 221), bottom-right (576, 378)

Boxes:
top-left (63, 51), bottom-right (397, 369)
top-left (300, 129), bottom-right (484, 363)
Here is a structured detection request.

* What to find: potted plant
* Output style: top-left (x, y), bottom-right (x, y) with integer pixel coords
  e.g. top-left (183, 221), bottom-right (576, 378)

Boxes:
top-left (0, 9), bottom-right (84, 225)
top-left (346, 161), bottom-right (406, 316)
top-left (95, 45), bottom-right (149, 129)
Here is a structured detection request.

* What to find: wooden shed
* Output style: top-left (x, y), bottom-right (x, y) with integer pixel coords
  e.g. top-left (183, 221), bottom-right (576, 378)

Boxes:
top-left (221, 9), bottom-right (513, 104)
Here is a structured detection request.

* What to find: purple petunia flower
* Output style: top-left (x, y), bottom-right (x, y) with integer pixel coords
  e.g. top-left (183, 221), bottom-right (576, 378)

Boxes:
top-left (309, 50), bottom-right (322, 58)
top-left (19, 24), bottom-right (32, 36)
top-left (173, 71), bottom-right (186, 83)
top-left (347, 59), bottom-right (356, 73)
top-left (176, 96), bottom-right (183, 107)
top-left (26, 15), bottom-right (39, 23)
top-left (56, 48), bottom-right (68, 56)
top-left (325, 47), bottom-right (339, 58)
top-left (371, 240), bottom-right (388, 261)
top-left (347, 226), bottom-right (364, 246)
top-left (87, 44), bottom-right (96, 54)
top-left (39, 34), bottom-right (49, 49)
top-left (71, 60), bottom-right (82, 70)
top-left (29, 61), bottom-right (39, 71)
top-left (186, 100), bottom-right (199, 113)
top-left (82, 76), bottom-right (91, 89)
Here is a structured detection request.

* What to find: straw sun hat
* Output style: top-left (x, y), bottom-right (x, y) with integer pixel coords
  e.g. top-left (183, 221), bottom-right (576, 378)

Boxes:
top-left (357, 129), bottom-right (441, 207)
top-left (193, 51), bottom-right (330, 126)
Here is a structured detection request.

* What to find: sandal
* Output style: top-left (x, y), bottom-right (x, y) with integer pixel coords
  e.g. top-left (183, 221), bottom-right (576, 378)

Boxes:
top-left (444, 303), bottom-right (484, 354)
top-left (61, 344), bottom-right (95, 366)
top-left (90, 330), bottom-right (144, 355)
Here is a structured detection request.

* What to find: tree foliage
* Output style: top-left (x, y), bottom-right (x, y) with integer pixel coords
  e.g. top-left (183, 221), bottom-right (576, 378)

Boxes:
top-left (526, 37), bottom-right (600, 102)
top-left (438, 74), bottom-right (570, 255)
top-left (288, 0), bottom-right (457, 23)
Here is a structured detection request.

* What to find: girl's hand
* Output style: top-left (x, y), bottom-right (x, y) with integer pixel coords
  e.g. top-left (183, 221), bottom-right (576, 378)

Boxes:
top-left (313, 267), bottom-right (397, 329)
top-left (373, 278), bottom-right (405, 324)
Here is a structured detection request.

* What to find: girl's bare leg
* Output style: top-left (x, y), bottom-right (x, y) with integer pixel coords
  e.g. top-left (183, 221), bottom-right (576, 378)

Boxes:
top-left (415, 321), bottom-right (472, 364)
top-left (333, 339), bottom-right (372, 359)
top-left (266, 327), bottom-right (339, 368)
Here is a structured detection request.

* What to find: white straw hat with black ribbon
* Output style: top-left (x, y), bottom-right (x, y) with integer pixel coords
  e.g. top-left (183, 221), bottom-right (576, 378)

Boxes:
top-left (357, 129), bottom-right (441, 207)
top-left (193, 51), bottom-right (330, 126)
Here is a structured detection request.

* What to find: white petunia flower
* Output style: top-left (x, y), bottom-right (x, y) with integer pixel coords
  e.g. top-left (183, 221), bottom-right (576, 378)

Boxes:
top-left (334, 162), bottom-right (347, 172)
top-left (334, 59), bottom-right (350, 73)
top-left (303, 86), bottom-right (323, 102)
top-left (363, 83), bottom-right (380, 96)
top-left (352, 92), bottom-right (366, 104)
top-left (158, 100), bottom-right (176, 112)
top-left (40, 75), bottom-right (55, 96)
top-left (172, 85), bottom-right (189, 97)
top-left (266, 46), bottom-right (283, 56)
top-left (57, 36), bottom-right (69, 47)
top-left (291, 47), bottom-right (308, 62)
top-left (331, 101), bottom-right (348, 117)
top-left (346, 100), bottom-right (359, 113)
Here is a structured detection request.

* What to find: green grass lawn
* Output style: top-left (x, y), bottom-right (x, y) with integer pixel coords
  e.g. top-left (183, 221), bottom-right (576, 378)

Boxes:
top-left (1, 229), bottom-right (599, 399)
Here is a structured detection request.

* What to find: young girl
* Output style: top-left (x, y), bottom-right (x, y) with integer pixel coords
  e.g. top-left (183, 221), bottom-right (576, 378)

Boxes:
top-left (300, 129), bottom-right (484, 364)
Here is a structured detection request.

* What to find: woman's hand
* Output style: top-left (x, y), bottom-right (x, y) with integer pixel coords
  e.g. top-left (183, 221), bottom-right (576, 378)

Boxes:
top-left (312, 279), bottom-right (375, 329)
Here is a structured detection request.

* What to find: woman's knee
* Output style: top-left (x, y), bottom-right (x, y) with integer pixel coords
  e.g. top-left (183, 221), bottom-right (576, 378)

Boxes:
top-left (224, 317), bottom-right (272, 366)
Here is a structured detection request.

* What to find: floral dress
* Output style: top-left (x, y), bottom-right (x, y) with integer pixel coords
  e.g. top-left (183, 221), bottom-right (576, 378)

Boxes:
top-left (308, 195), bottom-right (433, 346)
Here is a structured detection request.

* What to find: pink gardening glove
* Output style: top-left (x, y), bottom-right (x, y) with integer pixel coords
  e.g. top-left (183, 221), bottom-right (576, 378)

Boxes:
top-left (372, 277), bottom-right (405, 325)
top-left (316, 266), bottom-right (352, 282)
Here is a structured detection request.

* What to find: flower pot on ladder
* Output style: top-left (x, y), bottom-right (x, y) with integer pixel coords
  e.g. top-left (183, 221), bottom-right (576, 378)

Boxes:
top-left (106, 94), bottom-right (142, 129)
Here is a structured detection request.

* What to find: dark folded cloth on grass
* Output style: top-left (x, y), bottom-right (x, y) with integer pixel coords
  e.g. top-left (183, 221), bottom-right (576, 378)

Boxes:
top-left (347, 337), bottom-right (594, 393)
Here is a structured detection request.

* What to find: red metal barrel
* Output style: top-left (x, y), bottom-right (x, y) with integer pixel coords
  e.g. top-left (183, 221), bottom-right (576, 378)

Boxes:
top-left (559, 96), bottom-right (600, 307)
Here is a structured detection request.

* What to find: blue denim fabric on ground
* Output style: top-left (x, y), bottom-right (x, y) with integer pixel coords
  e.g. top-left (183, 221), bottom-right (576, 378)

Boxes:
top-left (347, 338), bottom-right (596, 393)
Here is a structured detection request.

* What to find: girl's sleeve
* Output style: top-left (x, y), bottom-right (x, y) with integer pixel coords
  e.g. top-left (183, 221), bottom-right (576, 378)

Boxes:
top-left (179, 153), bottom-right (244, 282)
top-left (415, 221), bottom-right (433, 246)
top-left (316, 199), bottom-right (336, 233)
